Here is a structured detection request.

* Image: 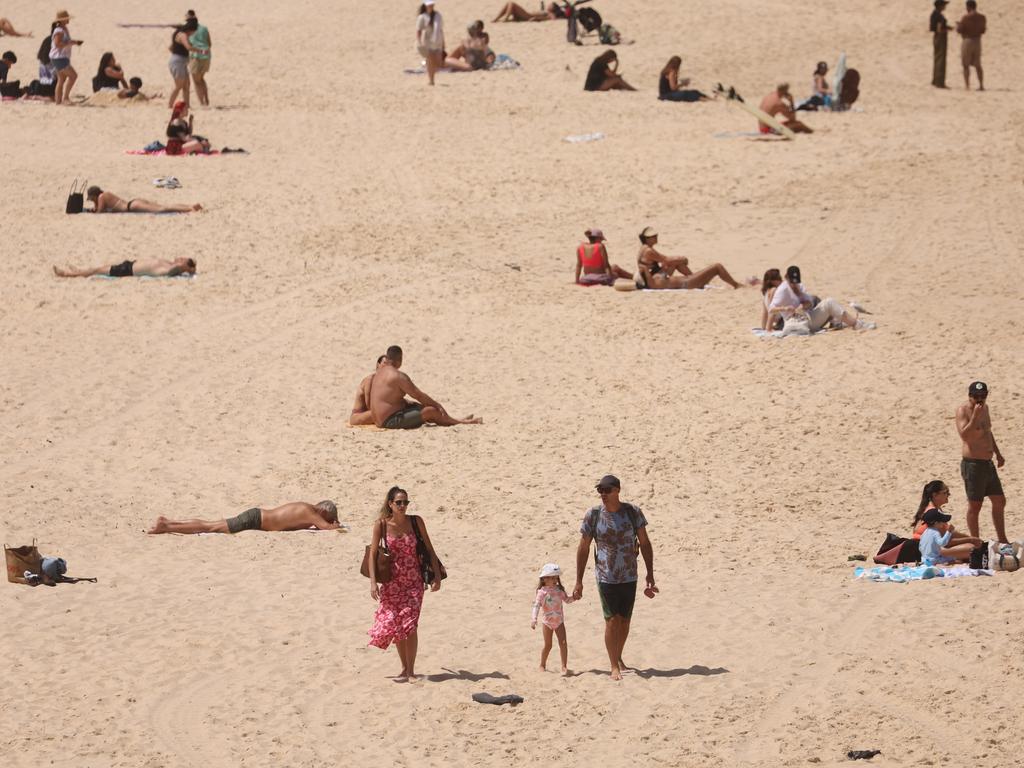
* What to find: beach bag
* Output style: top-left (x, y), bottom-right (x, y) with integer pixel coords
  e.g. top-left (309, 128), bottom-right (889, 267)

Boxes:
top-left (578, 7), bottom-right (602, 33)
top-left (598, 23), bottom-right (620, 45)
top-left (360, 527), bottom-right (392, 583)
top-left (409, 515), bottom-right (447, 585)
top-left (839, 69), bottom-right (860, 108)
top-left (65, 179), bottom-right (87, 214)
top-left (0, 80), bottom-right (22, 97)
top-left (873, 533), bottom-right (921, 565)
top-left (988, 541), bottom-right (1021, 572)
top-left (969, 542), bottom-right (989, 570)
top-left (5, 541), bottom-right (43, 585)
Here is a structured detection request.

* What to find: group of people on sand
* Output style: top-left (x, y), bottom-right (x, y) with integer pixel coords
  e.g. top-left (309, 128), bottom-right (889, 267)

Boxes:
top-left (0, 8), bottom-right (210, 105)
top-left (759, 265), bottom-right (867, 332)
top-left (575, 227), bottom-right (747, 291)
top-left (348, 346), bottom-right (482, 429)
top-left (898, 381), bottom-right (1012, 566)
top-left (931, 0), bottom-right (986, 91)
top-left (415, 2), bottom-right (500, 85)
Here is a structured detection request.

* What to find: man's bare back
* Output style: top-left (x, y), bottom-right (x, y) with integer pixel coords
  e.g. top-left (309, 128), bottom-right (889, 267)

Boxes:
top-left (760, 90), bottom-right (787, 118)
top-left (369, 364), bottom-right (414, 426)
top-left (147, 500), bottom-right (339, 534)
top-left (260, 502), bottom-right (340, 531)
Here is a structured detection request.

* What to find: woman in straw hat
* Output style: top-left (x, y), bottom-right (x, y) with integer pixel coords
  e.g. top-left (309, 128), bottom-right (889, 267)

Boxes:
top-left (49, 9), bottom-right (82, 105)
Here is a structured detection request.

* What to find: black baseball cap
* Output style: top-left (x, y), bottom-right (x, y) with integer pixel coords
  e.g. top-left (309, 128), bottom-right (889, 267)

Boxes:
top-left (968, 381), bottom-right (988, 397)
top-left (596, 475), bottom-right (621, 490)
top-left (785, 266), bottom-right (801, 282)
top-left (923, 509), bottom-right (952, 524)
top-left (934, 0), bottom-right (948, 7)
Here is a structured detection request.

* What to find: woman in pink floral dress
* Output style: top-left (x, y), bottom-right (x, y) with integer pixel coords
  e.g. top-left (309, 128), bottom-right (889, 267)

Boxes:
top-left (367, 486), bottom-right (442, 681)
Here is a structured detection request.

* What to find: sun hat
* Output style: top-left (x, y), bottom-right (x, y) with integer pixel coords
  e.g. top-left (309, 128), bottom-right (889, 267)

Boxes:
top-left (585, 227), bottom-right (606, 241)
top-left (539, 563), bottom-right (561, 578)
top-left (55, 9), bottom-right (72, 22)
top-left (640, 226), bottom-right (658, 239)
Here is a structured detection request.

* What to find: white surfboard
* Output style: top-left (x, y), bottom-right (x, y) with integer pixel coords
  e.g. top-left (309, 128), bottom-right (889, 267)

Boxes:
top-left (725, 96), bottom-right (797, 140)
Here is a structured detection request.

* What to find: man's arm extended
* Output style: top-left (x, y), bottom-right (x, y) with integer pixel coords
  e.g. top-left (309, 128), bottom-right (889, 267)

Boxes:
top-left (637, 527), bottom-right (655, 587)
top-left (398, 372), bottom-right (443, 410)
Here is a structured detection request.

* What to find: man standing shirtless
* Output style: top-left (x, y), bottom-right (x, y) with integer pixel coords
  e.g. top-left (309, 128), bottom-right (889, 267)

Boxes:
top-left (53, 256), bottom-right (196, 278)
top-left (369, 345), bottom-right (482, 429)
top-left (758, 84), bottom-right (813, 134)
top-left (956, 381), bottom-right (1008, 542)
top-left (147, 500), bottom-right (339, 534)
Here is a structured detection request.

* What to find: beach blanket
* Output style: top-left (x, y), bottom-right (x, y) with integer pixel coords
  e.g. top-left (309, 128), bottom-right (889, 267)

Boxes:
top-left (196, 524), bottom-right (350, 536)
top-left (126, 149), bottom-right (222, 157)
top-left (403, 54), bottom-right (521, 75)
top-left (853, 565), bottom-right (993, 582)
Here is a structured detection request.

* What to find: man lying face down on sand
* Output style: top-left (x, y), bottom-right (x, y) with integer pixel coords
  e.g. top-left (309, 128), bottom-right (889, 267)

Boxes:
top-left (147, 500), bottom-right (339, 534)
top-left (53, 256), bottom-right (196, 278)
top-left (369, 345), bottom-right (482, 429)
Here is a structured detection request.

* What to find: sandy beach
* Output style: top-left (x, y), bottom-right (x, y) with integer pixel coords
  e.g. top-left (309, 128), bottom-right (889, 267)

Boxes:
top-left (2, 0), bottom-right (1023, 765)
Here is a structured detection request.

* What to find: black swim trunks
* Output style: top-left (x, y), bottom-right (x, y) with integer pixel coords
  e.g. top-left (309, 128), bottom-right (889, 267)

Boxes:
top-left (961, 458), bottom-right (1004, 501)
top-left (383, 404), bottom-right (424, 430)
top-left (108, 260), bottom-right (135, 277)
top-left (598, 581), bottom-right (637, 620)
top-left (226, 507), bottom-right (262, 533)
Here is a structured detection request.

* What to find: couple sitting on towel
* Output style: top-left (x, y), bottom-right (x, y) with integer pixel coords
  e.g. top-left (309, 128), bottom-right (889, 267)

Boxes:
top-left (574, 227), bottom-right (744, 290)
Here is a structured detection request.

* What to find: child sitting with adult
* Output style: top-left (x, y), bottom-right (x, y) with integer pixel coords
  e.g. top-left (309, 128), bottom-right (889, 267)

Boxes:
top-left (92, 52), bottom-right (128, 91)
top-left (911, 480), bottom-right (982, 548)
top-left (575, 228), bottom-right (633, 286)
top-left (636, 227), bottom-right (744, 289)
top-left (445, 20), bottom-right (495, 71)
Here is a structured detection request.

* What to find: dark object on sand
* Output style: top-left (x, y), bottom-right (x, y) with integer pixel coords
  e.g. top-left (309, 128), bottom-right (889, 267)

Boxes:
top-left (839, 69), bottom-right (860, 109)
top-left (847, 749), bottom-right (881, 760)
top-left (472, 692), bottom-right (524, 706)
top-left (848, 554), bottom-right (867, 561)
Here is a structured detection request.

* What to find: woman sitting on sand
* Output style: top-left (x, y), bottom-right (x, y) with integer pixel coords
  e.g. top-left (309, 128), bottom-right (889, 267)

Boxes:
top-left (575, 227), bottom-right (632, 286)
top-left (85, 186), bottom-right (203, 213)
top-left (493, 2), bottom-right (560, 22)
top-left (636, 227), bottom-right (743, 290)
top-left (166, 100), bottom-right (210, 155)
top-left (658, 56), bottom-right (711, 102)
top-left (910, 481), bottom-right (982, 548)
top-left (445, 20), bottom-right (494, 71)
top-left (92, 52), bottom-right (128, 91)
top-left (584, 50), bottom-right (635, 92)
top-left (797, 61), bottom-right (832, 111)
top-left (760, 268), bottom-right (784, 330)
top-left (0, 16), bottom-right (31, 36)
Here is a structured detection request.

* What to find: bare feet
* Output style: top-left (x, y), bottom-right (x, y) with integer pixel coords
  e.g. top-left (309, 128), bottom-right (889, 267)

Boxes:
top-left (539, 663), bottom-right (546, 672)
top-left (460, 415), bottom-right (484, 425)
top-left (147, 516), bottom-right (169, 534)
top-left (610, 665), bottom-right (622, 681)
top-left (191, 203), bottom-right (203, 211)
top-left (52, 265), bottom-right (69, 277)
top-left (561, 667), bottom-right (570, 676)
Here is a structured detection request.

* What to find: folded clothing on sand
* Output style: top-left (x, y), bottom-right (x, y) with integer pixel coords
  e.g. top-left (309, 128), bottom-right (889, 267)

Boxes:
top-left (854, 565), bottom-right (993, 582)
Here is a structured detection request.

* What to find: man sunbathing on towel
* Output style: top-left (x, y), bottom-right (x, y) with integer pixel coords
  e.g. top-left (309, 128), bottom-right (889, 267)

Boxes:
top-left (350, 355), bottom-right (386, 426)
top-left (53, 256), bottom-right (196, 278)
top-left (370, 345), bottom-right (483, 429)
top-left (147, 500), bottom-right (339, 534)
top-left (758, 84), bottom-right (813, 134)
top-left (86, 185), bottom-right (203, 213)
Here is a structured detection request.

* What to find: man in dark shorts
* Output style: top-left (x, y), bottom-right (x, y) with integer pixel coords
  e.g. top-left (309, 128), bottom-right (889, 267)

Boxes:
top-left (956, 381), bottom-right (1008, 542)
top-left (53, 256), bottom-right (197, 278)
top-left (368, 345), bottom-right (483, 429)
top-left (930, 0), bottom-right (952, 88)
top-left (147, 500), bottom-right (339, 534)
top-left (573, 475), bottom-right (655, 681)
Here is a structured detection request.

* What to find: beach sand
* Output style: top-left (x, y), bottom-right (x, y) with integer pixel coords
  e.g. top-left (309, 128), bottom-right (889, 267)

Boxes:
top-left (2, 0), bottom-right (1023, 765)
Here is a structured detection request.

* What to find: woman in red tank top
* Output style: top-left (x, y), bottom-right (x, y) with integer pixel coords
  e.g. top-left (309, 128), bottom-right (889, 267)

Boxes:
top-left (575, 228), bottom-right (633, 286)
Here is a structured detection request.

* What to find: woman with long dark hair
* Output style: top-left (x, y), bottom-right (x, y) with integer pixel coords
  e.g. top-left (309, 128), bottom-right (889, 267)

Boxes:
top-left (910, 480), bottom-right (982, 547)
top-left (93, 52), bottom-right (127, 91)
top-left (584, 49), bottom-right (635, 92)
top-left (658, 56), bottom-right (710, 102)
top-left (167, 14), bottom-right (196, 108)
top-left (760, 268), bottom-right (784, 330)
top-left (415, 1), bottom-right (445, 86)
top-left (367, 486), bottom-right (443, 681)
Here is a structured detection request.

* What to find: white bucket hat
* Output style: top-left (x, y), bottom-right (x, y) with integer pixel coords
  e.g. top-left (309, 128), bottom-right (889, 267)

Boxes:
top-left (538, 563), bottom-right (561, 578)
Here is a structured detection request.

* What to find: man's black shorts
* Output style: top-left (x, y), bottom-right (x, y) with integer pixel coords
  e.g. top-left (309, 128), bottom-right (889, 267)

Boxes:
top-left (598, 581), bottom-right (637, 620)
top-left (961, 458), bottom-right (1004, 501)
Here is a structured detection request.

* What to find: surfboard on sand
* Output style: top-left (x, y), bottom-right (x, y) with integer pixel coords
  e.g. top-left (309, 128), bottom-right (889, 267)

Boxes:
top-left (715, 84), bottom-right (796, 140)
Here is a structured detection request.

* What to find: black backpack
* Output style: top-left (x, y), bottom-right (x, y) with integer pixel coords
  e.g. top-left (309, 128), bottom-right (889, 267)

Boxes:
top-left (65, 179), bottom-right (87, 214)
top-left (873, 533), bottom-right (921, 565)
top-left (577, 7), bottom-right (602, 32)
top-left (37, 34), bottom-right (53, 65)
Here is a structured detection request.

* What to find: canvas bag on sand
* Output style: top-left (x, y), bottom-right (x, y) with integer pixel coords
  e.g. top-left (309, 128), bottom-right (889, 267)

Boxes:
top-left (5, 541), bottom-right (42, 585)
top-left (988, 541), bottom-right (1021, 572)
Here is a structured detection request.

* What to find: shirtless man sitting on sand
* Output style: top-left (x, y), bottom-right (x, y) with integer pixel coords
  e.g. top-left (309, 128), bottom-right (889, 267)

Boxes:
top-left (350, 355), bottom-right (386, 426)
top-left (53, 256), bottom-right (196, 278)
top-left (147, 500), bottom-right (339, 534)
top-left (86, 185), bottom-right (203, 213)
top-left (758, 83), bottom-right (813, 134)
top-left (956, 381), bottom-right (1009, 543)
top-left (370, 345), bottom-right (482, 429)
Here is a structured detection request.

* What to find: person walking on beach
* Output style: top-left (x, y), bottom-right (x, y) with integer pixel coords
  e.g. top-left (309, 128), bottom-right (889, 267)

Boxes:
top-left (416, 1), bottom-right (445, 86)
top-left (147, 500), bottom-right (339, 534)
top-left (367, 486), bottom-right (443, 682)
top-left (368, 345), bottom-right (482, 429)
top-left (188, 10), bottom-right (211, 105)
top-left (930, 0), bottom-right (952, 88)
top-left (573, 475), bottom-right (655, 681)
top-left (168, 14), bottom-right (196, 108)
top-left (531, 563), bottom-right (576, 676)
top-left (956, 0), bottom-right (986, 90)
top-left (956, 381), bottom-right (1008, 543)
top-left (49, 10), bottom-right (82, 105)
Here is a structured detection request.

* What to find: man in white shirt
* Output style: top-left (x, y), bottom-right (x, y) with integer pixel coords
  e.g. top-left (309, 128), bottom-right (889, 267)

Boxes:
top-left (769, 265), bottom-right (860, 331)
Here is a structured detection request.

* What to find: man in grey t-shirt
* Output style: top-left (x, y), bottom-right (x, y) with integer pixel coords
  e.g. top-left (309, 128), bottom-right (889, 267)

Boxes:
top-left (573, 475), bottom-right (655, 681)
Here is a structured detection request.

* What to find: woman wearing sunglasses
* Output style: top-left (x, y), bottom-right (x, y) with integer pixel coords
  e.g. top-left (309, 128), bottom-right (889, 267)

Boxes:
top-left (367, 486), bottom-right (443, 682)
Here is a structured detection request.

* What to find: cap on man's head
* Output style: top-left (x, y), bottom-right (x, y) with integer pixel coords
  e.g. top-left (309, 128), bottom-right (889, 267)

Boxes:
top-left (596, 474), bottom-right (621, 490)
top-left (785, 265), bottom-right (801, 282)
top-left (923, 509), bottom-right (952, 525)
top-left (585, 228), bottom-right (606, 241)
top-left (934, 0), bottom-right (948, 6)
top-left (969, 381), bottom-right (988, 397)
top-left (2, 51), bottom-right (16, 63)
top-left (538, 563), bottom-right (561, 578)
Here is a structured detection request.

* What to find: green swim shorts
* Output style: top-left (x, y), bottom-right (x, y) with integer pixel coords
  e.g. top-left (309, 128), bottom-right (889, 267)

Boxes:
top-left (226, 507), bottom-right (262, 533)
top-left (383, 404), bottom-right (424, 430)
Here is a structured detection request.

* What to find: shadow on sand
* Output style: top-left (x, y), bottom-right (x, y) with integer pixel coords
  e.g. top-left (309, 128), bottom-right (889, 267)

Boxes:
top-left (579, 664), bottom-right (729, 679)
top-left (426, 668), bottom-right (511, 683)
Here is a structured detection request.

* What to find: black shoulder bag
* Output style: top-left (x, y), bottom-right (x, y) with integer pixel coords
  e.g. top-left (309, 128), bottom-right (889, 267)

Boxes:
top-left (409, 515), bottom-right (447, 585)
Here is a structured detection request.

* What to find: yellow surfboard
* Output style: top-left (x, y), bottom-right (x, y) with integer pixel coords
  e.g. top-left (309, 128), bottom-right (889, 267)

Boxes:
top-left (724, 94), bottom-right (797, 140)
